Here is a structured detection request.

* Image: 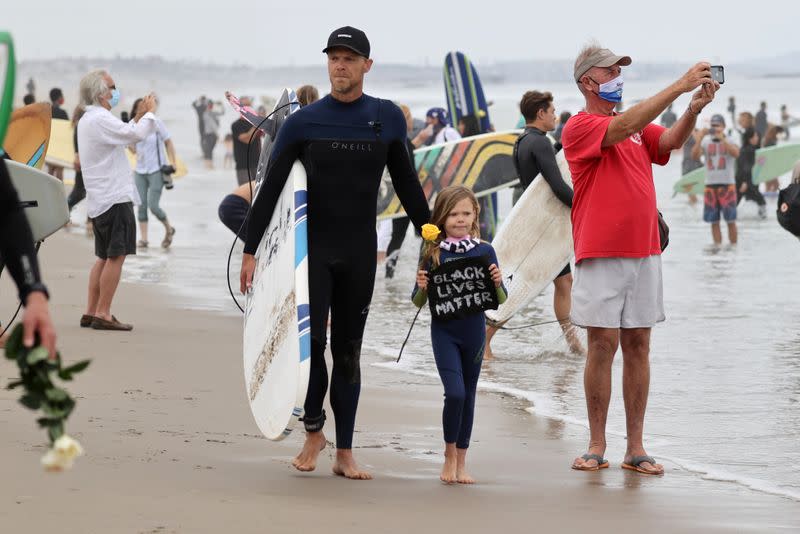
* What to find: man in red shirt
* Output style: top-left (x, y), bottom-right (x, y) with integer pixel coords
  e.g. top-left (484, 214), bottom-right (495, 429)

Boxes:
top-left (562, 44), bottom-right (719, 475)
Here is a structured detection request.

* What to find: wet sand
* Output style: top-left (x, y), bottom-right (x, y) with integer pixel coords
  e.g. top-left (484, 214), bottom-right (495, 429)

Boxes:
top-left (0, 231), bottom-right (798, 533)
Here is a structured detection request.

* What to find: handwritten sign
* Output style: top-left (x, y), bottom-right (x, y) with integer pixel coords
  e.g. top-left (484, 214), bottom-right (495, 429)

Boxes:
top-left (428, 255), bottom-right (498, 321)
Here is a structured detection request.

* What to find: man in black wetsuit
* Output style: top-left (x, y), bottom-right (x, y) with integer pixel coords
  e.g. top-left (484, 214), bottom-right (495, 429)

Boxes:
top-left (485, 91), bottom-right (584, 358)
top-left (0, 159), bottom-right (57, 358)
top-left (240, 26), bottom-right (430, 480)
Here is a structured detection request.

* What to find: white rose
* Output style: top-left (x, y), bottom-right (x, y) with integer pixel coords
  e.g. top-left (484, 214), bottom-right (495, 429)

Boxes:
top-left (40, 435), bottom-right (84, 472)
top-left (54, 435), bottom-right (84, 459)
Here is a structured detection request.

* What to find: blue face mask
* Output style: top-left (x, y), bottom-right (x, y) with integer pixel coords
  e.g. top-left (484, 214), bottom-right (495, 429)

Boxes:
top-left (108, 88), bottom-right (120, 108)
top-left (593, 73), bottom-right (624, 103)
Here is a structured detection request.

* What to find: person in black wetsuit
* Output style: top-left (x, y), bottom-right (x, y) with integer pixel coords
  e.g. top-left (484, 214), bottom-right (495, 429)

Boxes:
top-left (485, 90), bottom-right (585, 358)
top-left (0, 158), bottom-right (56, 358)
top-left (240, 26), bottom-right (430, 480)
top-left (736, 127), bottom-right (767, 218)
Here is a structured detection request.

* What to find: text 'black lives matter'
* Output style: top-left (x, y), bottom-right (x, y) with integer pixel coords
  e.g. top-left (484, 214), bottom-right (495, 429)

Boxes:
top-left (428, 255), bottom-right (499, 321)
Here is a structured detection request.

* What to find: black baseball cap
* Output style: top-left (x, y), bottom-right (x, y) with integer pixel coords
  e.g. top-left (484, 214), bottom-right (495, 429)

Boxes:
top-left (322, 26), bottom-right (370, 58)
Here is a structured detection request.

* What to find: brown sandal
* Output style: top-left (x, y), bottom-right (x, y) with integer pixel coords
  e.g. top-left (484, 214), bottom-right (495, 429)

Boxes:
top-left (80, 314), bottom-right (95, 328)
top-left (91, 315), bottom-right (133, 331)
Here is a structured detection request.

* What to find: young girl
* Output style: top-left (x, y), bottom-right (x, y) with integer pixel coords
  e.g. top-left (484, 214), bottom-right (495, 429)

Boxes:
top-left (411, 185), bottom-right (507, 484)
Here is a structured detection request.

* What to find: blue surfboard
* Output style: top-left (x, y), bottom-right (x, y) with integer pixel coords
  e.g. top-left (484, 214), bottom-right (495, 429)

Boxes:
top-left (444, 51), bottom-right (491, 134)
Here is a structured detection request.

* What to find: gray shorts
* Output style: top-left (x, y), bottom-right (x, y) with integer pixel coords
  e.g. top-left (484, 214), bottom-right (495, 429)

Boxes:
top-left (570, 255), bottom-right (665, 329)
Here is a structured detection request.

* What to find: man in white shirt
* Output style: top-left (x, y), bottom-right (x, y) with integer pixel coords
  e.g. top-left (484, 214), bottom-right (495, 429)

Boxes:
top-left (77, 69), bottom-right (157, 331)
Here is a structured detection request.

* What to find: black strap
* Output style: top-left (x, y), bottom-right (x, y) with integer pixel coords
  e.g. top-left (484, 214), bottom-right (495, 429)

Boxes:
top-left (155, 130), bottom-right (164, 167)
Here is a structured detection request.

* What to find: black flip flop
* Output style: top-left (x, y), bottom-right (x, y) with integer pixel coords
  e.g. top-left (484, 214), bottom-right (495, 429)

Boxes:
top-left (572, 453), bottom-right (609, 471)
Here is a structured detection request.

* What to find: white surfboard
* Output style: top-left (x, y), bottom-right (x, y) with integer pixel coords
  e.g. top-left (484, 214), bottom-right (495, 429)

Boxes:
top-left (6, 159), bottom-right (69, 242)
top-left (243, 162), bottom-right (310, 440)
top-left (484, 142), bottom-right (573, 326)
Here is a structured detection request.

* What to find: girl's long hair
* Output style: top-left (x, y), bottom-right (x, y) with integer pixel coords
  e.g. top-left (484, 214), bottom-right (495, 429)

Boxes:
top-left (420, 185), bottom-right (481, 269)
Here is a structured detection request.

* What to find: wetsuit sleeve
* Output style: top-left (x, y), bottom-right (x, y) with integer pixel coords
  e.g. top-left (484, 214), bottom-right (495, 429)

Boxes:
top-left (386, 105), bottom-right (431, 231)
top-left (532, 135), bottom-right (573, 208)
top-left (0, 160), bottom-right (46, 302)
top-left (243, 114), bottom-right (304, 254)
top-left (485, 245), bottom-right (508, 304)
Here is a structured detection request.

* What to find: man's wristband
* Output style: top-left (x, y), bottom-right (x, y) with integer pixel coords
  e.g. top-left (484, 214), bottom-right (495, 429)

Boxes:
top-left (21, 283), bottom-right (50, 303)
top-left (687, 103), bottom-right (699, 116)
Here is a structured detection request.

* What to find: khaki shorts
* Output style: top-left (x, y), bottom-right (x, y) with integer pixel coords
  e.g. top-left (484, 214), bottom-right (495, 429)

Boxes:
top-left (570, 255), bottom-right (665, 329)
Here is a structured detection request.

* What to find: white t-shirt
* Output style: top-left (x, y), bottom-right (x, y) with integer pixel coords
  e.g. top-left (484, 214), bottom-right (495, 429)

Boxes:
top-left (134, 118), bottom-right (171, 174)
top-left (77, 106), bottom-right (156, 218)
top-left (701, 136), bottom-right (736, 185)
top-left (434, 126), bottom-right (462, 145)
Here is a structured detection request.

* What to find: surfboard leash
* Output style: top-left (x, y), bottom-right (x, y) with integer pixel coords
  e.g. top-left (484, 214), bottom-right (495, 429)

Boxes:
top-left (497, 318), bottom-right (561, 331)
top-left (0, 242), bottom-right (41, 338)
top-left (396, 306), bottom-right (423, 363)
top-left (225, 100), bottom-right (302, 314)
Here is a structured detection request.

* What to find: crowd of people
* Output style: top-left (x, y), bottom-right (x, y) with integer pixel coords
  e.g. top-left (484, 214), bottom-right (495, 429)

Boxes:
top-left (4, 24), bottom-right (800, 492)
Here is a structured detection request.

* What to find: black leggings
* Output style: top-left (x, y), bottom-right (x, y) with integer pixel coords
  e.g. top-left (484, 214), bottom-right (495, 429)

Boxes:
top-left (736, 177), bottom-right (766, 206)
top-left (303, 234), bottom-right (376, 449)
top-left (67, 171), bottom-right (86, 211)
top-left (201, 133), bottom-right (217, 160)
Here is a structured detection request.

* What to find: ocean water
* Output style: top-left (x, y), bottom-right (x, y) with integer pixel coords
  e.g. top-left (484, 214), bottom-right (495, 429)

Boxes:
top-left (62, 75), bottom-right (800, 501)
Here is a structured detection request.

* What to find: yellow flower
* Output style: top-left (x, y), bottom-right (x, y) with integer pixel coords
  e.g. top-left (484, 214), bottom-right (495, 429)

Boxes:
top-left (41, 435), bottom-right (84, 472)
top-left (421, 224), bottom-right (441, 242)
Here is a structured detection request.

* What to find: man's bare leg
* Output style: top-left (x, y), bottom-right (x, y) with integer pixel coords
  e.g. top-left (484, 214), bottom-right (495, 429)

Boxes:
top-left (727, 222), bottom-right (738, 244)
top-left (95, 255), bottom-right (125, 321)
top-left (553, 273), bottom-right (585, 355)
top-left (620, 328), bottom-right (663, 475)
top-left (86, 259), bottom-right (105, 316)
top-left (333, 448), bottom-right (372, 480)
top-left (292, 430), bottom-right (326, 472)
top-left (572, 327), bottom-right (618, 470)
top-left (484, 324), bottom-right (500, 360)
top-left (711, 222), bottom-right (722, 245)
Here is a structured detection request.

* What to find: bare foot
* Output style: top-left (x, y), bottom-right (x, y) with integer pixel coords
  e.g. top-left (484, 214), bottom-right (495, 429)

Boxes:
top-left (456, 448), bottom-right (475, 484)
top-left (441, 448), bottom-right (458, 484)
top-left (332, 449), bottom-right (372, 480)
top-left (292, 431), bottom-right (326, 472)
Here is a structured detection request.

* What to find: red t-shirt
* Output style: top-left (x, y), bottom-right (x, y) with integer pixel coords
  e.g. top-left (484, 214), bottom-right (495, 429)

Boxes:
top-left (561, 112), bottom-right (670, 263)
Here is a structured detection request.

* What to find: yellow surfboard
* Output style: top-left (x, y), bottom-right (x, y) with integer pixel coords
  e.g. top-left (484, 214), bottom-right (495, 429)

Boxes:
top-left (45, 117), bottom-right (75, 168)
top-left (4, 102), bottom-right (51, 169)
top-left (50, 118), bottom-right (188, 179)
top-left (126, 148), bottom-right (188, 178)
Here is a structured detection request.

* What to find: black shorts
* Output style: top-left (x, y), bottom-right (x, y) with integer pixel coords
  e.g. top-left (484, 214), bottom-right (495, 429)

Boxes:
top-left (555, 263), bottom-right (571, 279)
top-left (92, 202), bottom-right (136, 259)
top-left (218, 194), bottom-right (250, 238)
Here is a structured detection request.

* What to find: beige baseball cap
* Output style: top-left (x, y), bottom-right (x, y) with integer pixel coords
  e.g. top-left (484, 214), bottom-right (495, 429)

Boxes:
top-left (574, 48), bottom-right (632, 82)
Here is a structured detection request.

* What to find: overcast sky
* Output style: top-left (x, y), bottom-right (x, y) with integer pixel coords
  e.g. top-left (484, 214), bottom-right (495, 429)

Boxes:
top-left (6, 0), bottom-right (798, 67)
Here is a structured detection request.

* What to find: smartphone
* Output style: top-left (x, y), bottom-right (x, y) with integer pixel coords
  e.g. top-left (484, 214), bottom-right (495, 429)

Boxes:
top-left (710, 65), bottom-right (725, 84)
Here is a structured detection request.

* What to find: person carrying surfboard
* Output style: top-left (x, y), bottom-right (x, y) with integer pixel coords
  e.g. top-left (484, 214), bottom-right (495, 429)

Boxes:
top-left (563, 44), bottom-right (719, 475)
top-left (0, 159), bottom-right (56, 359)
top-left (240, 26), bottom-right (430, 480)
top-left (484, 90), bottom-right (584, 358)
top-left (411, 186), bottom-right (507, 484)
